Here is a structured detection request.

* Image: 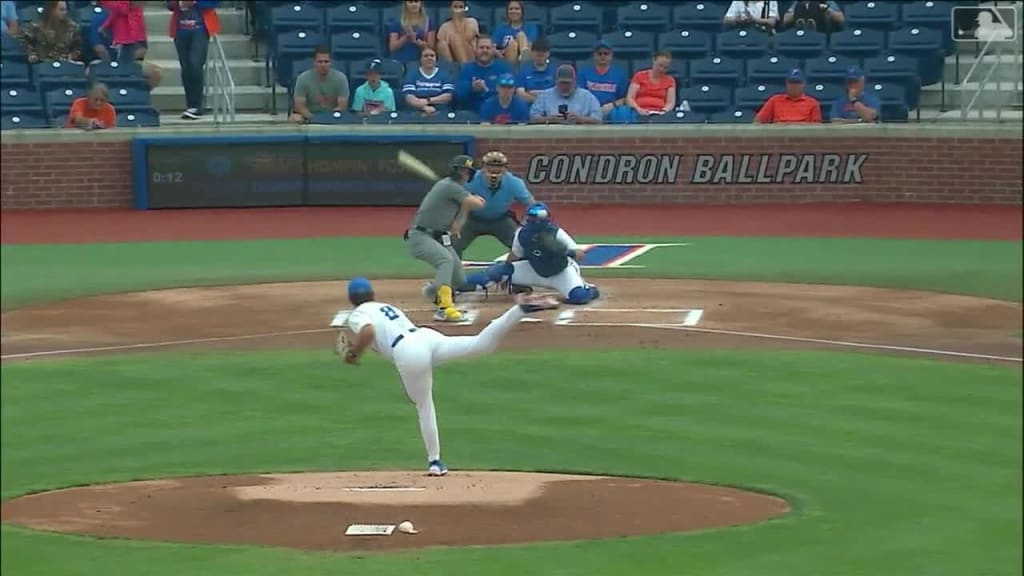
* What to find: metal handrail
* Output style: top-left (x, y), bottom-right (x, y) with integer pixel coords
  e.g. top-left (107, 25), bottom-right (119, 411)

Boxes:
top-left (960, 4), bottom-right (1023, 120)
top-left (204, 34), bottom-right (237, 124)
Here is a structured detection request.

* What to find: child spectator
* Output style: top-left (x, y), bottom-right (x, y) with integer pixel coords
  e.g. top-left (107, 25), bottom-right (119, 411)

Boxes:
top-left (290, 46), bottom-right (349, 123)
top-left (401, 46), bottom-right (454, 115)
top-left (167, 0), bottom-right (221, 120)
top-left (436, 0), bottom-right (478, 64)
top-left (66, 83), bottom-right (116, 129)
top-left (386, 0), bottom-right (434, 65)
top-left (18, 0), bottom-right (83, 63)
top-left (352, 59), bottom-right (396, 116)
top-left (514, 36), bottom-right (554, 103)
top-left (480, 73), bottom-right (530, 124)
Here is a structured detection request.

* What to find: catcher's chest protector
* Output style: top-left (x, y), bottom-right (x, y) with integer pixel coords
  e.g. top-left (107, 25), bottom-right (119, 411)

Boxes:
top-left (519, 222), bottom-right (568, 278)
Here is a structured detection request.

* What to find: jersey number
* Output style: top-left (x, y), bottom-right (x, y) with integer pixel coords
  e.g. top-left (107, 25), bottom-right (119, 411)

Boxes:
top-left (380, 305), bottom-right (400, 320)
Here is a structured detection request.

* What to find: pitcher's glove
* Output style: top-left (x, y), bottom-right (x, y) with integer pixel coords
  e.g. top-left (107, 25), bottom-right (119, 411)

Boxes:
top-left (335, 330), bottom-right (355, 363)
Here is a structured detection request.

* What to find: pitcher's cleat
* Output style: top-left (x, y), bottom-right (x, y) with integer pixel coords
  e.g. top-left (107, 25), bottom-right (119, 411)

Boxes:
top-left (516, 293), bottom-right (560, 313)
top-left (428, 460), bottom-right (448, 476)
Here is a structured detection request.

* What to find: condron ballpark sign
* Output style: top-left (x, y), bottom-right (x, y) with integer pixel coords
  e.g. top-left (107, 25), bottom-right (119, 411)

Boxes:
top-left (525, 153), bottom-right (870, 186)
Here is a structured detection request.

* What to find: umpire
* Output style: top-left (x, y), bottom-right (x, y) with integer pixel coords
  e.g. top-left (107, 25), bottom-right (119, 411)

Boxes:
top-left (405, 154), bottom-right (486, 323)
top-left (452, 150), bottom-right (536, 258)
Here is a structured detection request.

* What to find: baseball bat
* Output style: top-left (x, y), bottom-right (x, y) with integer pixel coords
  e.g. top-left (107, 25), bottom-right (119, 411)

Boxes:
top-left (397, 150), bottom-right (439, 181)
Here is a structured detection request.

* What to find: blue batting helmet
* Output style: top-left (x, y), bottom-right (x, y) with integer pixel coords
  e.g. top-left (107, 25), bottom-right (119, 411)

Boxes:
top-left (525, 202), bottom-right (551, 222)
top-left (347, 277), bottom-right (374, 304)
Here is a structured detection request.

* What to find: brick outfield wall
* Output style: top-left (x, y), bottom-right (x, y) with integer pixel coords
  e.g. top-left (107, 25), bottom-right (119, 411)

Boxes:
top-left (1, 135), bottom-right (1021, 209)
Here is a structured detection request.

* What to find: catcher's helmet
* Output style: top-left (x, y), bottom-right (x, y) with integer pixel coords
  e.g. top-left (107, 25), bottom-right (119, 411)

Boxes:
top-left (525, 202), bottom-right (551, 222)
top-left (449, 154), bottom-right (476, 179)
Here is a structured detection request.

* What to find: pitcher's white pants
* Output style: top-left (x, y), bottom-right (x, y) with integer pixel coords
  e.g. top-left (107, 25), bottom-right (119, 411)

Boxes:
top-left (509, 259), bottom-right (585, 299)
top-left (392, 304), bottom-right (526, 462)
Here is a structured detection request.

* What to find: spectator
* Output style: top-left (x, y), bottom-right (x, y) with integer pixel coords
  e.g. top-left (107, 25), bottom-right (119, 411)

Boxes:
top-left (455, 35), bottom-right (510, 113)
top-left (830, 65), bottom-right (879, 123)
top-left (351, 59), bottom-right (397, 116)
top-left (402, 46), bottom-right (454, 115)
top-left (66, 82), bottom-right (116, 130)
top-left (625, 51), bottom-right (677, 118)
top-left (97, 1), bottom-right (162, 89)
top-left (782, 1), bottom-right (844, 33)
top-left (480, 72), bottom-right (530, 124)
top-left (386, 0), bottom-right (434, 65)
top-left (753, 67), bottom-right (822, 123)
top-left (17, 0), bottom-right (83, 63)
top-left (2, 0), bottom-right (17, 36)
top-left (577, 40), bottom-right (629, 122)
top-left (514, 36), bottom-right (554, 103)
top-left (167, 0), bottom-right (221, 120)
top-left (528, 64), bottom-right (602, 125)
top-left (724, 1), bottom-right (780, 32)
top-left (85, 2), bottom-right (114, 62)
top-left (290, 45), bottom-right (349, 124)
top-left (436, 0), bottom-right (478, 64)
top-left (493, 0), bottom-right (539, 66)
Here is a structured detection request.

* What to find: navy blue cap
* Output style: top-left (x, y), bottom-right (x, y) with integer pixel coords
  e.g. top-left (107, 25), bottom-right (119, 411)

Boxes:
top-left (348, 277), bottom-right (373, 299)
top-left (593, 39), bottom-right (612, 52)
top-left (845, 65), bottom-right (865, 80)
top-left (366, 59), bottom-right (383, 74)
top-left (786, 67), bottom-right (805, 82)
top-left (497, 72), bottom-right (516, 87)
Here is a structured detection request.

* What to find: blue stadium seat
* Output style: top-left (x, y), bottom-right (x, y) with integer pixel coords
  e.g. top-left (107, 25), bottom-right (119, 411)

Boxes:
top-left (107, 86), bottom-right (151, 112)
top-left (327, 3), bottom-right (380, 34)
top-left (44, 86), bottom-right (88, 119)
top-left (715, 28), bottom-right (771, 60)
top-left (746, 54), bottom-right (801, 84)
top-left (1, 112), bottom-right (49, 130)
top-left (805, 81), bottom-right (844, 120)
top-left (844, 1), bottom-right (902, 31)
top-left (274, 30), bottom-right (324, 88)
top-left (350, 57), bottom-right (404, 92)
top-left (1, 85), bottom-right (43, 114)
top-left (17, 4), bottom-right (43, 24)
top-left (688, 55), bottom-right (744, 88)
top-left (616, 2), bottom-right (673, 33)
top-left (417, 109), bottom-right (481, 123)
top-left (647, 109), bottom-right (707, 123)
top-left (73, 3), bottom-right (103, 27)
top-left (870, 80), bottom-right (910, 121)
top-left (627, 57), bottom-right (685, 80)
top-left (547, 30), bottom-right (600, 61)
top-left (309, 110), bottom-right (365, 124)
top-left (549, 2), bottom-right (604, 34)
top-left (1, 32), bottom-right (26, 61)
top-left (602, 30), bottom-right (656, 61)
top-left (657, 28), bottom-right (712, 60)
top-left (32, 60), bottom-right (88, 92)
top-left (677, 83), bottom-right (732, 113)
top-left (772, 28), bottom-right (828, 60)
top-left (89, 60), bottom-right (147, 90)
top-left (0, 60), bottom-right (31, 86)
top-left (734, 82), bottom-right (780, 111)
top-left (117, 109), bottom-right (160, 128)
top-left (708, 107), bottom-right (754, 123)
top-left (900, 1), bottom-right (955, 55)
top-left (673, 2), bottom-right (729, 33)
top-left (271, 3), bottom-right (325, 35)
top-left (330, 31), bottom-right (383, 61)
top-left (805, 53), bottom-right (861, 84)
top-left (367, 110), bottom-right (407, 124)
top-left (865, 53), bottom-right (921, 109)
top-left (888, 26), bottom-right (943, 86)
top-left (828, 27), bottom-right (885, 61)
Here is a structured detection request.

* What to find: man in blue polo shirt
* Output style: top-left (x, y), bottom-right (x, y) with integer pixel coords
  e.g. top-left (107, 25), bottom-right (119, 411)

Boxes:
top-left (830, 66), bottom-right (880, 123)
top-left (514, 36), bottom-right (555, 103)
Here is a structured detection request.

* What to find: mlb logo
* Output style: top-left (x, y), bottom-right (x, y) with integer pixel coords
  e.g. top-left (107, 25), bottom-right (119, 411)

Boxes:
top-left (952, 5), bottom-right (1018, 42)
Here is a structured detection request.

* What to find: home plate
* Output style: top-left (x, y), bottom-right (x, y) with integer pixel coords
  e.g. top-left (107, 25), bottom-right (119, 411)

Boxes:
top-left (345, 524), bottom-right (396, 536)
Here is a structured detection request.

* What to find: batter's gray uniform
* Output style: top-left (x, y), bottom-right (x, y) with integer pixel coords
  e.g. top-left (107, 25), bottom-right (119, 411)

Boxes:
top-left (405, 177), bottom-right (469, 292)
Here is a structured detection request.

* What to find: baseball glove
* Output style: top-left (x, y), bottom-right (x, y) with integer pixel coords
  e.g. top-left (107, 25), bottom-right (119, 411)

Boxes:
top-left (335, 329), bottom-right (353, 359)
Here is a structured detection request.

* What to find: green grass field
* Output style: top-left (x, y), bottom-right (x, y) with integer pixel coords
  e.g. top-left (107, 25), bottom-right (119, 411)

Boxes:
top-left (1, 235), bottom-right (1022, 576)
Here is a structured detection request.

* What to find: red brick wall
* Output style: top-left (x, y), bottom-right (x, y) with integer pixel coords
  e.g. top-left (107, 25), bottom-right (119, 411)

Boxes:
top-left (2, 135), bottom-right (1021, 209)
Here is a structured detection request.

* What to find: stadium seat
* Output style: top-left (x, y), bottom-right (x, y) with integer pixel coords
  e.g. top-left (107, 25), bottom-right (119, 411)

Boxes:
top-left (117, 109), bottom-right (160, 128)
top-left (677, 83), bottom-right (732, 113)
top-left (708, 107), bottom-right (754, 123)
top-left (657, 28), bottom-right (712, 60)
top-left (330, 31), bottom-right (383, 61)
top-left (1, 85), bottom-right (43, 114)
top-left (772, 28), bottom-right (828, 60)
top-left (309, 110), bottom-right (365, 124)
top-left (844, 1), bottom-right (902, 32)
top-left (746, 54), bottom-right (801, 84)
top-left (900, 1), bottom-right (955, 55)
top-left (549, 2), bottom-right (604, 35)
top-left (806, 81), bottom-right (844, 120)
top-left (828, 28), bottom-right (885, 61)
top-left (629, 56), bottom-right (686, 80)
top-left (89, 60), bottom-right (147, 90)
top-left (350, 57), bottom-right (404, 91)
top-left (44, 86), bottom-right (88, 119)
top-left (1, 32), bottom-right (26, 61)
top-left (274, 30), bottom-right (325, 88)
top-left (715, 28), bottom-right (771, 60)
top-left (602, 30), bottom-right (656, 61)
top-left (888, 26), bottom-right (944, 86)
top-left (672, 2), bottom-right (729, 33)
top-left (547, 30), bottom-right (600, 61)
top-left (865, 54), bottom-right (921, 110)
top-left (73, 3), bottom-right (103, 27)
top-left (0, 60), bottom-right (31, 86)
top-left (32, 60), bottom-right (88, 92)
top-left (688, 55), bottom-right (744, 88)
top-left (870, 80), bottom-right (910, 121)
top-left (805, 53), bottom-right (861, 84)
top-left (616, 2), bottom-right (673, 33)
top-left (17, 4), bottom-right (43, 24)
top-left (1, 112), bottom-right (49, 130)
top-left (107, 86), bottom-right (152, 112)
top-left (734, 82), bottom-right (780, 111)
top-left (327, 3), bottom-right (380, 34)
top-left (491, 2), bottom-right (549, 35)
top-left (646, 109), bottom-right (707, 123)
top-left (271, 3), bottom-right (325, 35)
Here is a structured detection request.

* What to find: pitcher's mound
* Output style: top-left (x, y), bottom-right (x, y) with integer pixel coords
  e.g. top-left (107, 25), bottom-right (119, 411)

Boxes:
top-left (0, 471), bottom-right (789, 552)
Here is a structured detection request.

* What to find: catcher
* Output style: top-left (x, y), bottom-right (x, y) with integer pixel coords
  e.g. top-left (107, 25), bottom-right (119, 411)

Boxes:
top-left (452, 150), bottom-right (536, 258)
top-left (463, 202), bottom-right (601, 305)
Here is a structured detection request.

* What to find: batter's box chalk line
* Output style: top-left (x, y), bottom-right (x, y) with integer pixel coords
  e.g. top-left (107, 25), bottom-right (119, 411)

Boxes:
top-left (555, 308), bottom-right (704, 327)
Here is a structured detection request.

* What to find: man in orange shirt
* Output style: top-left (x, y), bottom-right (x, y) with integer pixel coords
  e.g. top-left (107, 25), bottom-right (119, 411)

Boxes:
top-left (66, 83), bottom-right (117, 130)
top-left (753, 67), bottom-right (822, 124)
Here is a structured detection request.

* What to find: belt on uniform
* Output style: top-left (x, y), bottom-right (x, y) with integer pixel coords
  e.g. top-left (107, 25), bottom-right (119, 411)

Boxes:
top-left (404, 226), bottom-right (445, 241)
top-left (391, 328), bottom-right (417, 348)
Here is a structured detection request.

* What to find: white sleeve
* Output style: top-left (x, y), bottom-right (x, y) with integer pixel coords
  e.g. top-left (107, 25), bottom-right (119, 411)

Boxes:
top-left (725, 1), bottom-right (746, 19)
top-left (346, 307), bottom-right (371, 333)
top-left (511, 228), bottom-right (525, 257)
top-left (556, 228), bottom-right (578, 251)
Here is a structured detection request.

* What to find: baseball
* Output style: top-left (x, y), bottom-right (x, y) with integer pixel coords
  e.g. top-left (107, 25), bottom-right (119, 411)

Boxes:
top-left (398, 520), bottom-right (418, 534)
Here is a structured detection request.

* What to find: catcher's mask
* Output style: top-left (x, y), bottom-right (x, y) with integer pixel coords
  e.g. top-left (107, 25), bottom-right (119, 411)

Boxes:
top-left (525, 202), bottom-right (551, 223)
top-left (347, 277), bottom-right (375, 306)
top-left (481, 150), bottom-right (508, 189)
